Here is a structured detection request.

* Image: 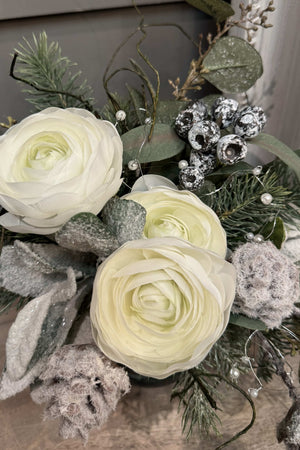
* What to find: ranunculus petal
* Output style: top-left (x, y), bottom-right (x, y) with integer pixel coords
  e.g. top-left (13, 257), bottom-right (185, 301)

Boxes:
top-left (0, 108), bottom-right (123, 234)
top-left (124, 187), bottom-right (227, 257)
top-left (90, 237), bottom-right (236, 379)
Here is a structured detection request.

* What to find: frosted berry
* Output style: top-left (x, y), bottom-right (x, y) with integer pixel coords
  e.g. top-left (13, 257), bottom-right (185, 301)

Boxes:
top-left (234, 106), bottom-right (266, 138)
top-left (212, 97), bottom-right (239, 128)
top-left (190, 151), bottom-right (217, 175)
top-left (217, 134), bottom-right (248, 165)
top-left (175, 107), bottom-right (205, 139)
top-left (190, 100), bottom-right (208, 118)
top-left (188, 120), bottom-right (220, 152)
top-left (179, 166), bottom-right (204, 191)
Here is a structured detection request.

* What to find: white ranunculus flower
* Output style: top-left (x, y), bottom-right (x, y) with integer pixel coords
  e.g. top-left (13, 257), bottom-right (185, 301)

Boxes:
top-left (124, 187), bottom-right (227, 257)
top-left (90, 237), bottom-right (236, 379)
top-left (0, 107), bottom-right (123, 234)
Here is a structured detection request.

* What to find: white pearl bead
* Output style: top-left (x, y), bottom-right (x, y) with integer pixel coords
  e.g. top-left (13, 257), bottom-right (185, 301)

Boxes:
top-left (128, 159), bottom-right (139, 171)
top-left (253, 234), bottom-right (264, 243)
top-left (115, 110), bottom-right (126, 121)
top-left (230, 367), bottom-right (240, 380)
top-left (178, 160), bottom-right (189, 169)
top-left (248, 388), bottom-right (259, 398)
top-left (260, 193), bottom-right (273, 205)
top-left (246, 232), bottom-right (254, 241)
top-left (252, 165), bottom-right (262, 176)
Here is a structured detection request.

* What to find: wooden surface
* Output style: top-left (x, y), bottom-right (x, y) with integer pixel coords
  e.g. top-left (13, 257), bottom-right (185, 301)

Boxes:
top-left (0, 308), bottom-right (298, 450)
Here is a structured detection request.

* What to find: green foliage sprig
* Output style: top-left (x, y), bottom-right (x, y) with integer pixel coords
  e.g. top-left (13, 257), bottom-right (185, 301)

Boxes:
top-left (170, 0), bottom-right (275, 99)
top-left (11, 32), bottom-right (98, 116)
top-left (199, 169), bottom-right (297, 249)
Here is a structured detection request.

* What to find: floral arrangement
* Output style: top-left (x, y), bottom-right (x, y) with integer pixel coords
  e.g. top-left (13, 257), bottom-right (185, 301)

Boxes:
top-left (0, 1), bottom-right (299, 448)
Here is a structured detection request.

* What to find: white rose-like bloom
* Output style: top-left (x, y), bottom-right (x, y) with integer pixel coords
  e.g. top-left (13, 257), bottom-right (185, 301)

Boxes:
top-left (90, 237), bottom-right (236, 379)
top-left (124, 187), bottom-right (227, 257)
top-left (0, 107), bottom-right (123, 234)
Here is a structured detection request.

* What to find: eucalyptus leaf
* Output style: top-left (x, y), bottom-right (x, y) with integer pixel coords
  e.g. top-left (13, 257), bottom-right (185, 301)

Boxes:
top-left (229, 313), bottom-right (267, 331)
top-left (185, 0), bottom-right (234, 23)
top-left (202, 36), bottom-right (263, 93)
top-left (122, 123), bottom-right (185, 165)
top-left (260, 217), bottom-right (286, 249)
top-left (251, 133), bottom-right (300, 182)
top-left (200, 94), bottom-right (221, 114)
top-left (55, 212), bottom-right (119, 257)
top-left (154, 100), bottom-right (190, 126)
top-left (102, 197), bottom-right (146, 245)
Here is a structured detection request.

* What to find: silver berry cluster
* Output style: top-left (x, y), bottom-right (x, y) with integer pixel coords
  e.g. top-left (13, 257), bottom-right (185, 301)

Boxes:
top-left (175, 97), bottom-right (266, 190)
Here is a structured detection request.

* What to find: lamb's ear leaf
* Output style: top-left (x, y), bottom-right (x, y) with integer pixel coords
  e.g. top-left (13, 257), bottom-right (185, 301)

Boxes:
top-left (0, 271), bottom-right (93, 399)
top-left (55, 212), bottom-right (119, 257)
top-left (102, 197), bottom-right (146, 245)
top-left (0, 240), bottom-right (95, 300)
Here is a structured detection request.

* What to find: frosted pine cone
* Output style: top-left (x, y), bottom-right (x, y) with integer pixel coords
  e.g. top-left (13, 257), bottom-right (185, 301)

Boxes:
top-left (232, 241), bottom-right (299, 328)
top-left (31, 344), bottom-right (130, 442)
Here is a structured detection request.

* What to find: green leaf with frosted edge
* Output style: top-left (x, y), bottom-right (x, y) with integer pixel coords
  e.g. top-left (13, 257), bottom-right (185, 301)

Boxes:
top-left (122, 123), bottom-right (185, 165)
top-left (102, 197), bottom-right (146, 245)
top-left (55, 212), bottom-right (119, 257)
top-left (185, 0), bottom-right (234, 23)
top-left (154, 100), bottom-right (190, 126)
top-left (251, 133), bottom-right (300, 182)
top-left (260, 217), bottom-right (286, 249)
top-left (202, 36), bottom-right (263, 93)
top-left (229, 313), bottom-right (267, 331)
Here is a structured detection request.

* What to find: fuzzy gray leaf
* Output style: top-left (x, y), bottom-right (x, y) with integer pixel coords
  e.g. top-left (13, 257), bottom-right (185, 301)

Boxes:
top-left (0, 272), bottom-right (93, 399)
top-left (55, 212), bottom-right (119, 257)
top-left (0, 241), bottom-right (95, 298)
top-left (102, 198), bottom-right (146, 245)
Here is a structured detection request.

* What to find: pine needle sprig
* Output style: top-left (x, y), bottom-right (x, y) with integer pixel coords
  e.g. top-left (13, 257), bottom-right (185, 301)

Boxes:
top-left (172, 370), bottom-right (221, 439)
top-left (205, 324), bottom-right (250, 376)
top-left (200, 169), bottom-right (296, 249)
top-left (11, 32), bottom-right (98, 115)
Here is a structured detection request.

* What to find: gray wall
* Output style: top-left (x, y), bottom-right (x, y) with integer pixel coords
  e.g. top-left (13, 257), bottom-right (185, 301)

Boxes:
top-left (0, 1), bottom-right (214, 123)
